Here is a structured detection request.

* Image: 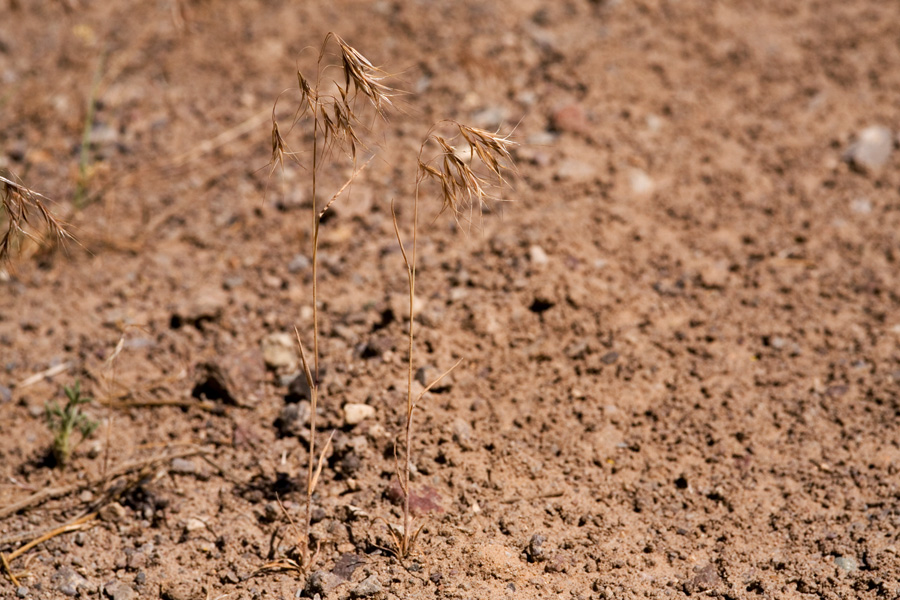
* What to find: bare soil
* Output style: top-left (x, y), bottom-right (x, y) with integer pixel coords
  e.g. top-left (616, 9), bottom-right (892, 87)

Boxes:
top-left (2, 1), bottom-right (900, 599)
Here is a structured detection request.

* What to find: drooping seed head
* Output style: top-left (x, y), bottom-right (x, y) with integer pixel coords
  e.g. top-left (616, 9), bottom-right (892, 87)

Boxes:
top-left (417, 122), bottom-right (516, 227)
top-left (332, 34), bottom-right (396, 118)
top-left (1, 175), bottom-right (72, 261)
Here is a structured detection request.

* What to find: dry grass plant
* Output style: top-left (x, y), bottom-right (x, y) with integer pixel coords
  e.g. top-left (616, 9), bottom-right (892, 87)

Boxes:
top-left (269, 34), bottom-right (516, 566)
top-left (1, 173), bottom-right (73, 262)
top-left (387, 122), bottom-right (515, 557)
top-left (268, 32), bottom-right (396, 571)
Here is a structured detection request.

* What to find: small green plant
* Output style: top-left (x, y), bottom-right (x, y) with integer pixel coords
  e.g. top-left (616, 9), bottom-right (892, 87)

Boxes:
top-left (74, 54), bottom-right (106, 208)
top-left (45, 381), bottom-right (99, 467)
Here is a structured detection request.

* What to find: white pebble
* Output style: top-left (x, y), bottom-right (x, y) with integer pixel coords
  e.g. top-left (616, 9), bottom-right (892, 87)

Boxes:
top-left (529, 245), bottom-right (549, 266)
top-left (344, 403), bottom-right (376, 426)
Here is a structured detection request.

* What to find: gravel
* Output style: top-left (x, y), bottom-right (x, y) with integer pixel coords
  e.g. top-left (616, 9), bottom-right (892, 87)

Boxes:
top-left (52, 567), bottom-right (90, 597)
top-left (343, 403), bottom-right (375, 426)
top-left (261, 332), bottom-right (299, 370)
top-left (843, 126), bottom-right (893, 172)
top-left (526, 533), bottom-right (546, 562)
top-left (350, 574), bottom-right (382, 598)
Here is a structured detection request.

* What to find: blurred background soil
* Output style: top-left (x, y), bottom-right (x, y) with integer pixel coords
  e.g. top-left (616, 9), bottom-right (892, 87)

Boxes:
top-left (2, 1), bottom-right (900, 598)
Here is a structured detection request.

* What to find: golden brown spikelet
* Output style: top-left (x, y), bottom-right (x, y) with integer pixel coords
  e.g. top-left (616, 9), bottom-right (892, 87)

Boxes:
top-left (416, 121), bottom-right (516, 227)
top-left (1, 174), bottom-right (73, 261)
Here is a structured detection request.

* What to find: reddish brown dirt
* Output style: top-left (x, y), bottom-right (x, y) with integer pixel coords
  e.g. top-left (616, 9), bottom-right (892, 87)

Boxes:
top-left (2, 1), bottom-right (900, 599)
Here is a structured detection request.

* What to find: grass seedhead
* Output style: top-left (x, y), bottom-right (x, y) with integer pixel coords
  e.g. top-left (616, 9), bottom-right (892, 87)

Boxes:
top-left (45, 381), bottom-right (99, 468)
top-left (296, 70), bottom-right (315, 116)
top-left (417, 122), bottom-right (517, 229)
top-left (1, 174), bottom-right (73, 263)
top-left (270, 117), bottom-right (287, 172)
top-left (332, 33), bottom-right (396, 117)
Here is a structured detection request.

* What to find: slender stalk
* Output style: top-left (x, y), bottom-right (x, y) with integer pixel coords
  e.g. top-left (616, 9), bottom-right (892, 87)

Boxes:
top-left (402, 181), bottom-right (421, 552)
top-left (304, 109), bottom-right (320, 565)
top-left (311, 119), bottom-right (320, 381)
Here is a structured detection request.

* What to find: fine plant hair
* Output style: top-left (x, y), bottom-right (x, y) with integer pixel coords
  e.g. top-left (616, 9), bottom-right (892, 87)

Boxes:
top-left (270, 32), bottom-right (395, 570)
top-left (388, 121), bottom-right (515, 557)
top-left (1, 173), bottom-right (72, 262)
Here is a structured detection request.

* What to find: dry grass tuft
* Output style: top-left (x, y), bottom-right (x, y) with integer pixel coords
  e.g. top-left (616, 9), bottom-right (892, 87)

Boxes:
top-left (1, 173), bottom-right (73, 262)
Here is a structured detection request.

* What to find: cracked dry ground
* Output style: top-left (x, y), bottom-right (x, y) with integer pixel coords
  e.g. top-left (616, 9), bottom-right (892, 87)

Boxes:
top-left (2, 1), bottom-right (900, 599)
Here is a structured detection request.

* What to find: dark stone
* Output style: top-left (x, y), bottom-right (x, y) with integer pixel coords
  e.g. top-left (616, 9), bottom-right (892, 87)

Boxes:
top-left (191, 362), bottom-right (238, 404)
top-left (332, 553), bottom-right (365, 581)
top-left (526, 533), bottom-right (546, 562)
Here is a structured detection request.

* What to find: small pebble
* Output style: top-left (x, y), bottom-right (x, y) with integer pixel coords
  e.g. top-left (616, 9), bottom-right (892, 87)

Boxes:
top-left (288, 254), bottom-right (311, 273)
top-left (170, 458), bottom-right (197, 475)
top-left (184, 517), bottom-right (207, 532)
top-left (834, 556), bottom-right (858, 573)
top-left (261, 502), bottom-right (281, 523)
top-left (286, 374), bottom-right (312, 403)
top-left (343, 403), bottom-right (375, 426)
top-left (844, 126), bottom-right (893, 172)
top-left (600, 351), bottom-right (619, 365)
top-left (470, 106), bottom-right (507, 130)
top-left (350, 574), bottom-right (382, 598)
top-left (99, 502), bottom-right (127, 523)
top-left (451, 417), bottom-right (475, 451)
top-left (104, 580), bottom-right (137, 600)
top-left (628, 169), bottom-right (654, 195)
top-left (550, 103), bottom-right (589, 135)
top-left (389, 292), bottom-right (425, 320)
top-left (850, 197), bottom-right (872, 214)
top-left (338, 453), bottom-right (361, 476)
top-left (52, 567), bottom-right (90, 597)
top-left (177, 286), bottom-right (228, 325)
top-left (278, 402), bottom-right (310, 437)
top-left (526, 533), bottom-right (546, 562)
top-left (304, 570), bottom-right (337, 596)
top-left (262, 274), bottom-right (283, 289)
top-left (222, 276), bottom-right (244, 290)
top-left (415, 365), bottom-right (433, 387)
top-left (554, 159), bottom-right (595, 182)
top-left (16, 587), bottom-right (28, 598)
top-left (529, 245), bottom-right (549, 266)
top-left (0, 385), bottom-right (11, 403)
top-left (526, 131), bottom-right (558, 146)
top-left (261, 333), bottom-right (299, 370)
top-left (223, 570), bottom-right (240, 584)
